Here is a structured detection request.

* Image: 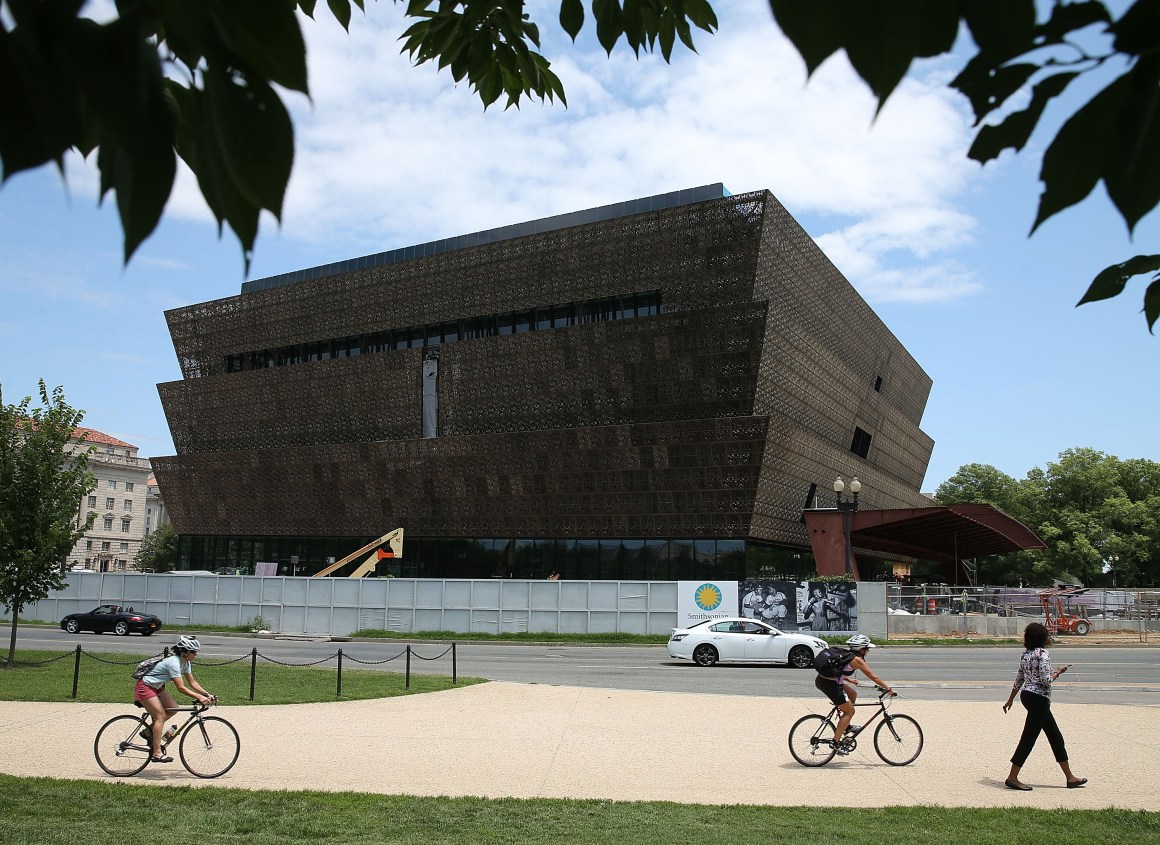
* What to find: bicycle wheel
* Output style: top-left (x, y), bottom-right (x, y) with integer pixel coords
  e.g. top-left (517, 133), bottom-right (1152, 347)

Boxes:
top-left (179, 715), bottom-right (241, 778)
top-left (874, 714), bottom-right (924, 766)
top-left (788, 714), bottom-right (838, 767)
top-left (94, 715), bottom-right (152, 776)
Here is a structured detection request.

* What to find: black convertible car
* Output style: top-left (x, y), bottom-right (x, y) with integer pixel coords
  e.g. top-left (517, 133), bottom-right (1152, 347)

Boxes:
top-left (60, 604), bottom-right (162, 636)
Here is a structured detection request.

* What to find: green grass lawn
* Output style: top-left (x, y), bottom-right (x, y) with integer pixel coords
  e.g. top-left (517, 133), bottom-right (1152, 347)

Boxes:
top-left (0, 775), bottom-right (1156, 845)
top-left (1, 649), bottom-right (482, 704)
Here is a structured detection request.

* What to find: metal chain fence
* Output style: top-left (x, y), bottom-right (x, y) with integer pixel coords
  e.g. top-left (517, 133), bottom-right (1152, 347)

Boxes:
top-left (12, 643), bottom-right (458, 700)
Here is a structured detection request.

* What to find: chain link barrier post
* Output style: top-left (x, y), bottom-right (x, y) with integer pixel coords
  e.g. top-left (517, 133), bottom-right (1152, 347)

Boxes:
top-left (72, 645), bottom-right (81, 699)
top-left (337, 648), bottom-right (343, 697)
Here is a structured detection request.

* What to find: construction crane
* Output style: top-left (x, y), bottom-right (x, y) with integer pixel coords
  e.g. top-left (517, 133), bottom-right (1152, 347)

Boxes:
top-left (311, 529), bottom-right (404, 578)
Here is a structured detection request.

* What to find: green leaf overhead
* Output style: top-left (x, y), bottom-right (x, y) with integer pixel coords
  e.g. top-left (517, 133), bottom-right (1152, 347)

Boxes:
top-left (1103, 57), bottom-right (1160, 233)
top-left (170, 81), bottom-right (261, 272)
top-left (204, 67), bottom-right (295, 220)
top-left (210, 0), bottom-right (310, 95)
top-left (1032, 76), bottom-right (1126, 234)
top-left (76, 15), bottom-right (177, 262)
top-left (1079, 254), bottom-right (1160, 303)
top-left (560, 0), bottom-right (584, 41)
top-left (967, 72), bottom-right (1078, 164)
top-left (327, 0), bottom-right (354, 32)
top-left (770, 0), bottom-right (958, 112)
top-left (961, 0), bottom-right (1036, 59)
top-left (1079, 253), bottom-right (1160, 332)
top-left (1145, 278), bottom-right (1160, 332)
top-left (766, 2), bottom-right (845, 78)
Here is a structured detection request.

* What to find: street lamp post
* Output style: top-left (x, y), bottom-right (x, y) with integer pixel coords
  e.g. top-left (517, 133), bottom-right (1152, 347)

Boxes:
top-left (834, 476), bottom-right (861, 577)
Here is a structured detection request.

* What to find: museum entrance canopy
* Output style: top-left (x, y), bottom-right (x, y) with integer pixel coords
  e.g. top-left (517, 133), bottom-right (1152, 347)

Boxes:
top-left (804, 504), bottom-right (1046, 579)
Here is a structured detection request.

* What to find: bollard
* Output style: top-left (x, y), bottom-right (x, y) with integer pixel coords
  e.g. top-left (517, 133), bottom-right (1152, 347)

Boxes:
top-left (452, 642), bottom-right (457, 684)
top-left (249, 647), bottom-right (258, 701)
top-left (405, 645), bottom-right (411, 689)
top-left (337, 648), bottom-right (343, 697)
top-left (72, 645), bottom-right (82, 699)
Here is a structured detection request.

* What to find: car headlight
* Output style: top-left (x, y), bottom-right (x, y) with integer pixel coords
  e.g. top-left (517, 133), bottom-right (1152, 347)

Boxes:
top-left (812, 640), bottom-right (826, 649)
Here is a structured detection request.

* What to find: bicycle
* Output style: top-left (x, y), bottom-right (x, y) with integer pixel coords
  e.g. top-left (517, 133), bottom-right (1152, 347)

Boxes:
top-left (94, 701), bottom-right (240, 778)
top-left (788, 686), bottom-right (923, 767)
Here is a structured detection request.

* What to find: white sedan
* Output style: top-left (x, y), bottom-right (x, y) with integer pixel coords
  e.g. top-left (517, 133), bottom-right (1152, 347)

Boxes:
top-left (667, 617), bottom-right (828, 668)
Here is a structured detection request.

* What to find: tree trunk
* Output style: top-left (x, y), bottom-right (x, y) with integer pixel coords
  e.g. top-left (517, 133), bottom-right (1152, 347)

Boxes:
top-left (4, 610), bottom-right (21, 669)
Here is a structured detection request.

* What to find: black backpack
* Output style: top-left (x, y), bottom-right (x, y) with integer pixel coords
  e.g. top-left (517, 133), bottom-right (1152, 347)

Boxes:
top-left (813, 646), bottom-right (854, 677)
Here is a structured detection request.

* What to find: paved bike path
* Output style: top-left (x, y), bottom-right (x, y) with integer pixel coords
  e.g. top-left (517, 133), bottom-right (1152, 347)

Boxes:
top-left (0, 682), bottom-right (1154, 810)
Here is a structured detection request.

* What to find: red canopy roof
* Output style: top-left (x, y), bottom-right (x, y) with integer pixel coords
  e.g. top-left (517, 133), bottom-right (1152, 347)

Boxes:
top-left (848, 504), bottom-right (1045, 563)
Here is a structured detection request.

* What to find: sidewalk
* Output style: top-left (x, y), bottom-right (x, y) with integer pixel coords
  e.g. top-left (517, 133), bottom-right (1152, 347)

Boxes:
top-left (1, 682), bottom-right (1155, 809)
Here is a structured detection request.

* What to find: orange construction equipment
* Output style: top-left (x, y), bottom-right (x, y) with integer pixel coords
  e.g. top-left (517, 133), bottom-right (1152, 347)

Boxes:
top-left (311, 529), bottom-right (404, 578)
top-left (1040, 586), bottom-right (1091, 636)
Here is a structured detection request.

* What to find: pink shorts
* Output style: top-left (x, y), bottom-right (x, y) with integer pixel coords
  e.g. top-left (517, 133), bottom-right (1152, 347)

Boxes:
top-left (134, 679), bottom-right (163, 700)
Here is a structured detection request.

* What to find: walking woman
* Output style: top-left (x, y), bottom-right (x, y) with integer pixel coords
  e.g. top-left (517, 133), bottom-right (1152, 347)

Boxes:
top-left (1002, 622), bottom-right (1087, 791)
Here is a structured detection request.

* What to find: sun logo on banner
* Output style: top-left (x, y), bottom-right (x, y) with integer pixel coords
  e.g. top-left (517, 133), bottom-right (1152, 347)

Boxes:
top-left (694, 583), bottom-right (723, 611)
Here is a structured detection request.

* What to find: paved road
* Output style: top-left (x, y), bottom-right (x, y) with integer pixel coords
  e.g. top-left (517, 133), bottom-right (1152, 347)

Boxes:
top-left (14, 626), bottom-right (1160, 705)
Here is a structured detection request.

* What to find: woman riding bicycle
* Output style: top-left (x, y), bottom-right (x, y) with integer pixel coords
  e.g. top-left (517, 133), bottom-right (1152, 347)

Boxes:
top-left (134, 635), bottom-right (216, 763)
top-left (815, 634), bottom-right (894, 754)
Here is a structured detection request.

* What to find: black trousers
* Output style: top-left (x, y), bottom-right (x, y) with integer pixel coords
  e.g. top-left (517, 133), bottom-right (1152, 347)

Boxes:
top-left (1011, 690), bottom-right (1068, 766)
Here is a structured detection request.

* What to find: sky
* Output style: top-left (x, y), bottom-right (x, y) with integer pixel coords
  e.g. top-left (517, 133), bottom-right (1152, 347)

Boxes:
top-left (0, 1), bottom-right (1156, 495)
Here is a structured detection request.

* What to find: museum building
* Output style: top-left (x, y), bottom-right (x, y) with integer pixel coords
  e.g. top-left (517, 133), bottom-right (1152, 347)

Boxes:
top-left (152, 185), bottom-right (935, 580)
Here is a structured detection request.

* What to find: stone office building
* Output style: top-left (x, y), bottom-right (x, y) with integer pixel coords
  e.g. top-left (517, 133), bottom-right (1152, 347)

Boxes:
top-left (67, 428), bottom-right (152, 571)
top-left (152, 185), bottom-right (934, 580)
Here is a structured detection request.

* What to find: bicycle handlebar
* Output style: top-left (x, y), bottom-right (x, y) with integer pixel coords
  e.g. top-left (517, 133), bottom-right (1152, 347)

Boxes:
top-left (170, 699), bottom-right (217, 714)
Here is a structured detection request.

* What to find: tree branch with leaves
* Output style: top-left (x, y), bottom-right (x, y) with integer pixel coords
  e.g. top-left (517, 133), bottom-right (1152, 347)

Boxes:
top-left (0, 0), bottom-right (715, 273)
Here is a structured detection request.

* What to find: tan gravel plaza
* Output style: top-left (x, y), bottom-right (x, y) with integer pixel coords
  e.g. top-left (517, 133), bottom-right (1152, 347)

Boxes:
top-left (1, 681), bottom-right (1155, 810)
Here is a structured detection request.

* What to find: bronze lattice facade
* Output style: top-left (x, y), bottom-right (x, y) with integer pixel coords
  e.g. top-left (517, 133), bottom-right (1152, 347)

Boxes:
top-left (153, 186), bottom-right (934, 579)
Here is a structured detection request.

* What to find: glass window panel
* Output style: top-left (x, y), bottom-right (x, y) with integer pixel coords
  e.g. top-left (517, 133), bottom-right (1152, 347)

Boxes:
top-left (695, 540), bottom-right (717, 572)
top-left (574, 539), bottom-right (599, 579)
top-left (598, 540), bottom-right (621, 579)
top-left (619, 539), bottom-right (645, 580)
top-left (671, 540), bottom-right (696, 580)
top-left (717, 540), bottom-right (746, 580)
top-left (642, 540), bottom-right (669, 580)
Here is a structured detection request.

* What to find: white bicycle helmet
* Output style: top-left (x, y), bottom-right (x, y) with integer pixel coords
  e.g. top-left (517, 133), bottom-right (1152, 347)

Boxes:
top-left (845, 634), bottom-right (876, 650)
top-left (175, 635), bottom-right (201, 652)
